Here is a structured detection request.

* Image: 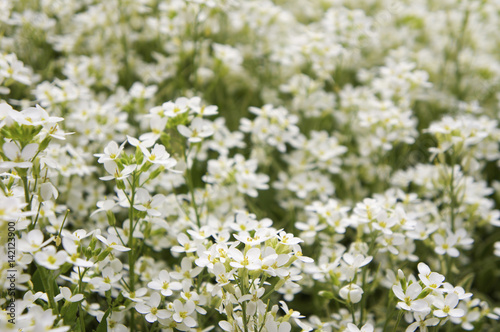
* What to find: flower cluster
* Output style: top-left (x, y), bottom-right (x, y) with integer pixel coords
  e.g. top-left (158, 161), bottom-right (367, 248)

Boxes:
top-left (392, 263), bottom-right (481, 331)
top-left (1, 0), bottom-right (500, 332)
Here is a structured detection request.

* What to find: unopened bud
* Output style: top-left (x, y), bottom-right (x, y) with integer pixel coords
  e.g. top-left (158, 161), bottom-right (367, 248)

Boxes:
top-left (116, 179), bottom-right (125, 190)
top-left (417, 288), bottom-right (432, 300)
top-left (318, 291), bottom-right (335, 299)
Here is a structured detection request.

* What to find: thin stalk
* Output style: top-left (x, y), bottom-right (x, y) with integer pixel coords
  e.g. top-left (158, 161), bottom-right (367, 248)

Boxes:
top-left (21, 175), bottom-right (30, 210)
top-left (127, 173), bottom-right (137, 332)
top-left (449, 163), bottom-right (456, 233)
top-left (184, 149), bottom-right (201, 228)
top-left (31, 201), bottom-right (43, 230)
top-left (383, 305), bottom-right (395, 332)
top-left (78, 303), bottom-right (86, 332)
top-left (392, 311), bottom-right (404, 332)
top-left (39, 267), bottom-right (59, 315)
top-left (239, 275), bottom-right (249, 332)
top-left (348, 302), bottom-right (356, 326)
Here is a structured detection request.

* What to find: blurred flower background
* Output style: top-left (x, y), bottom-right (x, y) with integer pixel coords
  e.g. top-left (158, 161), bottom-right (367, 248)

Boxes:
top-left (1, 0), bottom-right (500, 331)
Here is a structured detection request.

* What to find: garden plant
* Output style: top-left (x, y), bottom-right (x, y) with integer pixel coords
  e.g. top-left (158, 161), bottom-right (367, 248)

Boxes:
top-left (1, 0), bottom-right (500, 331)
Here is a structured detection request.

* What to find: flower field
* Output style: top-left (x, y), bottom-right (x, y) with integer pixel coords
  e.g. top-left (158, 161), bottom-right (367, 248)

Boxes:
top-left (1, 0), bottom-right (500, 331)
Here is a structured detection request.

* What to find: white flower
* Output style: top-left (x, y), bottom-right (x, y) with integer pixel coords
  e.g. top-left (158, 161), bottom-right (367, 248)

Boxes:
top-left (171, 233), bottom-right (198, 253)
top-left (135, 292), bottom-right (171, 323)
top-left (170, 257), bottom-right (203, 282)
top-left (233, 230), bottom-right (270, 247)
top-left (433, 293), bottom-right (464, 318)
top-left (280, 301), bottom-right (304, 320)
top-left (392, 283), bottom-right (428, 312)
top-left (148, 270), bottom-right (182, 296)
top-left (34, 245), bottom-right (68, 270)
top-left (228, 247), bottom-right (261, 270)
top-left (219, 321), bottom-right (235, 332)
top-left (40, 182), bottom-right (58, 201)
top-left (127, 135), bottom-right (155, 154)
top-left (140, 115), bottom-right (168, 142)
top-left (94, 141), bottom-right (126, 163)
top-left (98, 311), bottom-right (128, 332)
top-left (90, 267), bottom-right (123, 292)
top-left (417, 262), bottom-right (432, 279)
top-left (433, 233), bottom-right (460, 257)
top-left (494, 242), bottom-right (500, 257)
top-left (0, 102), bottom-right (14, 128)
top-left (0, 197), bottom-right (29, 222)
top-left (28, 306), bottom-right (70, 332)
top-left (9, 104), bottom-right (63, 126)
top-left (340, 253), bottom-right (372, 281)
top-left (406, 312), bottom-right (439, 332)
top-left (91, 199), bottom-right (117, 216)
top-left (212, 262), bottom-right (235, 287)
top-left (346, 322), bottom-right (374, 332)
top-left (172, 299), bottom-right (197, 327)
top-left (122, 288), bottom-right (148, 303)
top-left (265, 320), bottom-right (291, 332)
top-left (450, 302), bottom-right (481, 330)
top-left (54, 287), bottom-right (84, 302)
top-left (1, 142), bottom-right (38, 168)
top-left (144, 144), bottom-right (177, 169)
top-left (259, 247), bottom-right (289, 277)
top-left (419, 268), bottom-right (445, 293)
top-left (177, 117), bottom-right (214, 143)
top-left (61, 235), bottom-right (94, 268)
top-left (61, 229), bottom-right (94, 244)
top-left (162, 99), bottom-right (189, 117)
top-left (372, 210), bottom-right (397, 234)
top-left (18, 230), bottom-right (53, 253)
top-left (129, 82), bottom-right (157, 99)
top-left (236, 172), bottom-right (270, 197)
top-left (339, 283), bottom-right (364, 303)
top-left (96, 234), bottom-right (130, 252)
top-left (0, 53), bottom-right (31, 85)
top-left (99, 161), bottom-right (136, 181)
top-left (133, 188), bottom-right (166, 217)
top-left (277, 231), bottom-right (303, 245)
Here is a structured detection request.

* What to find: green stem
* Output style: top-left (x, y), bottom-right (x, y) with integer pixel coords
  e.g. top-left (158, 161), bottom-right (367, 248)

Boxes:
top-left (127, 174), bottom-right (137, 332)
top-left (57, 209), bottom-right (70, 240)
top-left (257, 300), bottom-right (271, 332)
top-left (383, 290), bottom-right (397, 332)
top-left (39, 267), bottom-right (59, 315)
top-left (348, 302), bottom-right (356, 326)
top-left (359, 233), bottom-right (377, 323)
top-left (21, 175), bottom-right (31, 209)
top-left (79, 304), bottom-right (86, 332)
top-left (184, 149), bottom-right (201, 228)
top-left (260, 281), bottom-right (279, 302)
top-left (392, 311), bottom-right (404, 332)
top-left (449, 162), bottom-right (456, 233)
top-left (190, 8), bottom-right (201, 88)
top-left (31, 201), bottom-right (43, 231)
top-left (453, 3), bottom-right (470, 100)
top-left (118, 0), bottom-right (131, 87)
top-left (239, 272), bottom-right (249, 332)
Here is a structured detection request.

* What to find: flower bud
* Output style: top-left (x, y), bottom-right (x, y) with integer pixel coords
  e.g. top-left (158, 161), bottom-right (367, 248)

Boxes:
top-left (339, 284), bottom-right (364, 303)
top-left (40, 182), bottom-right (58, 201)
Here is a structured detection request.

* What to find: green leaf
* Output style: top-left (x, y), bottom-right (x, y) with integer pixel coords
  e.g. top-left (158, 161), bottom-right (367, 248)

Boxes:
top-left (318, 291), bottom-right (335, 299)
top-left (456, 272), bottom-right (475, 291)
top-left (63, 302), bottom-right (80, 325)
top-left (95, 307), bottom-right (111, 332)
top-left (31, 269), bottom-right (44, 293)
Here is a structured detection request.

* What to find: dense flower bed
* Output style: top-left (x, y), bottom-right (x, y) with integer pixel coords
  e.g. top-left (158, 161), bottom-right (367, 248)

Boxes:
top-left (1, 0), bottom-right (500, 331)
